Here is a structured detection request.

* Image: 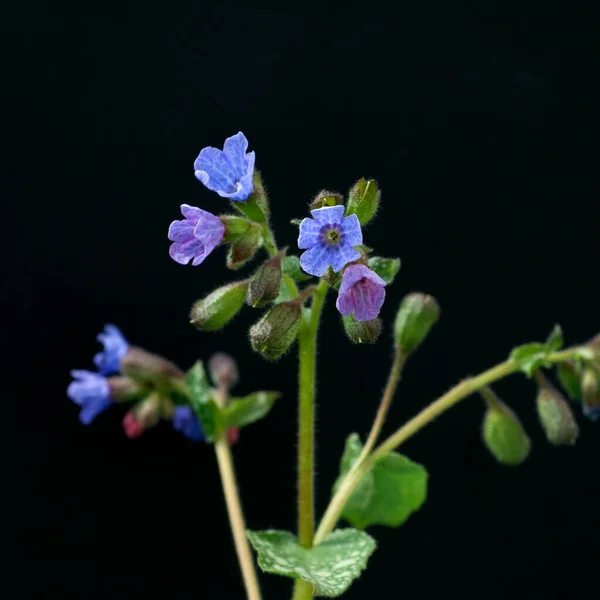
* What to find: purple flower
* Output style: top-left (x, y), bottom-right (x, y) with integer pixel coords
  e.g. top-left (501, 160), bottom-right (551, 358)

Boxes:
top-left (336, 264), bottom-right (386, 321)
top-left (173, 406), bottom-right (205, 442)
top-left (298, 206), bottom-right (363, 277)
top-left (94, 324), bottom-right (129, 376)
top-left (168, 204), bottom-right (225, 266)
top-left (67, 370), bottom-right (112, 425)
top-left (193, 132), bottom-right (255, 201)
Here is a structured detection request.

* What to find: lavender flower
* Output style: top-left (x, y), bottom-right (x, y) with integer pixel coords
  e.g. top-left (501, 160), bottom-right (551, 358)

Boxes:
top-left (298, 206), bottom-right (363, 277)
top-left (194, 132), bottom-right (255, 201)
top-left (336, 264), bottom-right (386, 321)
top-left (168, 204), bottom-right (225, 266)
top-left (173, 405), bottom-right (205, 442)
top-left (67, 370), bottom-right (112, 425)
top-left (94, 324), bottom-right (129, 376)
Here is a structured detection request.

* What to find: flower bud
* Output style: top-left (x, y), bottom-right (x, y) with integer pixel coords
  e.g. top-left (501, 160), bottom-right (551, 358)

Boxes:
top-left (346, 178), bottom-right (380, 226)
top-left (535, 374), bottom-right (579, 445)
top-left (309, 190), bottom-right (344, 211)
top-left (120, 347), bottom-right (184, 385)
top-left (249, 301), bottom-right (302, 360)
top-left (394, 293), bottom-right (440, 355)
top-left (220, 215), bottom-right (253, 242)
top-left (341, 314), bottom-right (382, 344)
top-left (107, 375), bottom-right (145, 402)
top-left (246, 250), bottom-right (285, 307)
top-left (190, 280), bottom-right (248, 331)
top-left (227, 427), bottom-right (240, 445)
top-left (581, 366), bottom-right (600, 421)
top-left (480, 387), bottom-right (531, 466)
top-left (208, 352), bottom-right (239, 390)
top-left (226, 226), bottom-right (262, 270)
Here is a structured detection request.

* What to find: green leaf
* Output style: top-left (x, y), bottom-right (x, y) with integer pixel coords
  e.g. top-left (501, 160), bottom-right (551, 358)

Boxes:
top-left (556, 361), bottom-right (582, 402)
top-left (282, 255), bottom-right (312, 282)
top-left (274, 274), bottom-right (299, 304)
top-left (223, 391), bottom-right (281, 428)
top-left (247, 528), bottom-right (376, 597)
top-left (334, 434), bottom-right (428, 529)
top-left (184, 362), bottom-right (223, 442)
top-left (367, 256), bottom-right (401, 284)
top-left (509, 324), bottom-right (564, 377)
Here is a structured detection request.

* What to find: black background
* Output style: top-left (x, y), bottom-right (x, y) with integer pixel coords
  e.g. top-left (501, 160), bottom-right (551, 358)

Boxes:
top-left (11, 1), bottom-right (599, 598)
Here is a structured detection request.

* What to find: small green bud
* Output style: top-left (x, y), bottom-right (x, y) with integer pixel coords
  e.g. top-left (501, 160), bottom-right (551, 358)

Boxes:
top-left (134, 393), bottom-right (165, 429)
top-left (309, 189), bottom-right (344, 210)
top-left (226, 225), bottom-right (262, 270)
top-left (393, 293), bottom-right (440, 354)
top-left (190, 280), bottom-right (248, 331)
top-left (249, 301), bottom-right (302, 360)
top-left (107, 375), bottom-right (146, 402)
top-left (535, 374), bottom-right (579, 446)
top-left (346, 178), bottom-right (381, 226)
top-left (342, 314), bottom-right (382, 344)
top-left (480, 387), bottom-right (531, 466)
top-left (120, 347), bottom-right (184, 384)
top-left (220, 215), bottom-right (253, 242)
top-left (208, 352), bottom-right (239, 391)
top-left (246, 250), bottom-right (285, 307)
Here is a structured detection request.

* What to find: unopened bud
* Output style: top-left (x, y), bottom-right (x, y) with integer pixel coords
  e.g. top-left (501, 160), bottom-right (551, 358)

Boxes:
top-left (480, 387), bottom-right (531, 466)
top-left (535, 373), bottom-right (579, 445)
top-left (220, 215), bottom-right (253, 242)
top-left (208, 352), bottom-right (239, 390)
top-left (226, 225), bottom-right (262, 270)
top-left (107, 375), bottom-right (145, 402)
top-left (122, 410), bottom-right (144, 439)
top-left (342, 315), bottom-right (382, 344)
top-left (249, 301), bottom-right (302, 360)
top-left (346, 178), bottom-right (381, 226)
top-left (227, 427), bottom-right (240, 445)
top-left (246, 250), bottom-right (285, 307)
top-left (394, 293), bottom-right (440, 355)
top-left (309, 190), bottom-right (343, 211)
top-left (120, 347), bottom-right (184, 385)
top-left (190, 280), bottom-right (248, 331)
top-left (581, 367), bottom-right (600, 421)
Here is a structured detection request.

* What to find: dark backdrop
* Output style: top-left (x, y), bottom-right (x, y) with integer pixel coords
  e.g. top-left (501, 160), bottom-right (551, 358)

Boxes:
top-left (11, 1), bottom-right (599, 598)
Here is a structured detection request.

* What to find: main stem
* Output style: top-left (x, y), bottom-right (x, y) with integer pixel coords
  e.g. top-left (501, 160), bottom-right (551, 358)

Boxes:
top-left (213, 387), bottom-right (262, 600)
top-left (314, 348), bottom-right (579, 544)
top-left (293, 280), bottom-right (329, 600)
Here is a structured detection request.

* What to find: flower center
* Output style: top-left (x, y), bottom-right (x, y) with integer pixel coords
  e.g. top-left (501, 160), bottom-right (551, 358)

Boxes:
top-left (320, 224), bottom-right (343, 246)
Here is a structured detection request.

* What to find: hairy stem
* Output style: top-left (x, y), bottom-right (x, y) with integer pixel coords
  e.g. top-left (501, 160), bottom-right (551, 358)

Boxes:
top-left (293, 279), bottom-right (329, 600)
top-left (214, 387), bottom-right (262, 600)
top-left (314, 348), bottom-right (579, 544)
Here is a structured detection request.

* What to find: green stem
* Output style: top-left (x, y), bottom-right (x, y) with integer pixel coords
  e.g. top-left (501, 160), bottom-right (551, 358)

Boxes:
top-left (313, 348), bottom-right (579, 544)
top-left (213, 387), bottom-right (262, 600)
top-left (293, 279), bottom-right (329, 600)
top-left (261, 224), bottom-right (278, 257)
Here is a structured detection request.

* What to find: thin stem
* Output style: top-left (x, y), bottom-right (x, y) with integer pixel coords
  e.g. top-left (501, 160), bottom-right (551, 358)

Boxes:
top-left (261, 224), bottom-right (278, 257)
top-left (293, 279), bottom-right (329, 600)
top-left (314, 348), bottom-right (579, 544)
top-left (213, 387), bottom-right (262, 600)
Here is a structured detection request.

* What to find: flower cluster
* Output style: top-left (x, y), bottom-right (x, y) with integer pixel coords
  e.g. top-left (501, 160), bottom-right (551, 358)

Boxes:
top-left (67, 325), bottom-right (205, 441)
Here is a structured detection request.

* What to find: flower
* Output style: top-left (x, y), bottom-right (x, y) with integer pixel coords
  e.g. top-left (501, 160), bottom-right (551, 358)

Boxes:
top-left (94, 324), bottom-right (129, 376)
top-left (298, 206), bottom-right (363, 277)
top-left (122, 410), bottom-right (145, 439)
top-left (193, 132), bottom-right (255, 201)
top-left (168, 204), bottom-right (225, 266)
top-left (172, 405), bottom-right (205, 442)
top-left (583, 403), bottom-right (600, 422)
top-left (336, 264), bottom-right (386, 321)
top-left (67, 370), bottom-right (112, 425)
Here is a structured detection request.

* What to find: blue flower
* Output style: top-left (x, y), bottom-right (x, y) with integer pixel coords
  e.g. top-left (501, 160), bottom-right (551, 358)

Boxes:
top-left (194, 132), bottom-right (255, 201)
top-left (93, 324), bottom-right (129, 376)
top-left (583, 402), bottom-right (600, 422)
top-left (336, 264), bottom-right (386, 321)
top-left (298, 206), bottom-right (363, 277)
top-left (168, 204), bottom-right (225, 266)
top-left (67, 370), bottom-right (112, 425)
top-left (172, 405), bottom-right (205, 442)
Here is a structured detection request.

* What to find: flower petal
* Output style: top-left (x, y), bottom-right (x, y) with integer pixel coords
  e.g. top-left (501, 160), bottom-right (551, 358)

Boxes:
top-left (352, 281), bottom-right (386, 321)
top-left (300, 245), bottom-right (334, 277)
top-left (341, 214), bottom-right (363, 247)
top-left (329, 244), bottom-right (361, 273)
top-left (310, 205), bottom-right (345, 225)
top-left (298, 218), bottom-right (322, 249)
top-left (168, 218), bottom-right (196, 243)
top-left (335, 291), bottom-right (354, 316)
top-left (169, 239), bottom-right (206, 265)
